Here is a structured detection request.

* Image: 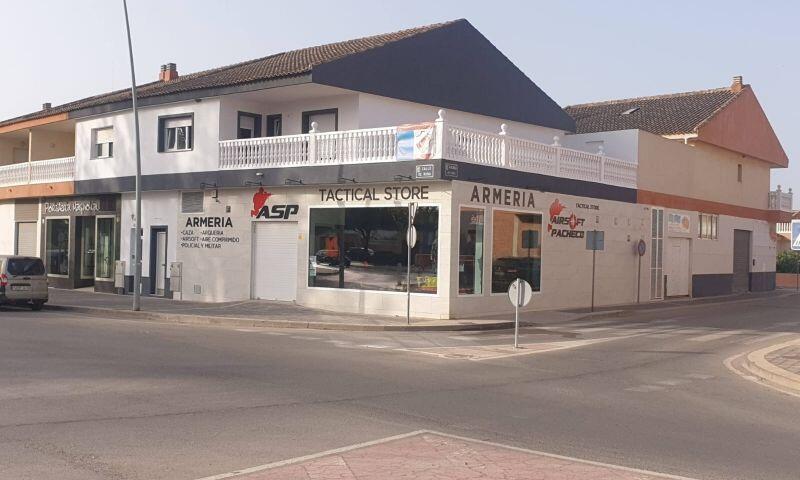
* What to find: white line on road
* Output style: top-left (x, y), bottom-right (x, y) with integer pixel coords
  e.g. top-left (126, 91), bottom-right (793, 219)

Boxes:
top-left (742, 332), bottom-right (795, 345)
top-left (688, 330), bottom-right (748, 342)
top-left (194, 429), bottom-right (700, 480)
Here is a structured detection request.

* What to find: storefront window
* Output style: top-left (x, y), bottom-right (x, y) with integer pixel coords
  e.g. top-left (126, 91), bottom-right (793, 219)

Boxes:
top-left (96, 217), bottom-right (115, 279)
top-left (46, 219), bottom-right (69, 276)
top-left (491, 210), bottom-right (542, 293)
top-left (458, 208), bottom-right (484, 294)
top-left (308, 206), bottom-right (438, 293)
top-left (78, 217), bottom-right (96, 279)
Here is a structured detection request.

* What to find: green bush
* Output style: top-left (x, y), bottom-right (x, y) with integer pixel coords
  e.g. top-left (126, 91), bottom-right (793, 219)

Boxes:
top-left (777, 251), bottom-right (800, 273)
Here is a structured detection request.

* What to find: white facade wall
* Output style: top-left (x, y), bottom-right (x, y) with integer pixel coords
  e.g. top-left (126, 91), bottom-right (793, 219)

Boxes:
top-left (218, 93), bottom-right (359, 139)
top-left (357, 93), bottom-right (564, 144)
top-left (0, 201), bottom-right (14, 255)
top-left (120, 191), bottom-right (180, 278)
top-left (76, 98), bottom-right (222, 180)
top-left (562, 130), bottom-right (640, 163)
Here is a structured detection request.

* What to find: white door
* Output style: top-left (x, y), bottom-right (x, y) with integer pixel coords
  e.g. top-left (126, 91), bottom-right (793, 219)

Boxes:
top-left (155, 231), bottom-right (167, 296)
top-left (252, 222), bottom-right (298, 301)
top-left (666, 237), bottom-right (690, 297)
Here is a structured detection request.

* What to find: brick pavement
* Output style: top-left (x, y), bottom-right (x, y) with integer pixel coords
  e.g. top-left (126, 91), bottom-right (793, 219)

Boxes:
top-left (213, 432), bottom-right (693, 480)
top-left (765, 345), bottom-right (800, 376)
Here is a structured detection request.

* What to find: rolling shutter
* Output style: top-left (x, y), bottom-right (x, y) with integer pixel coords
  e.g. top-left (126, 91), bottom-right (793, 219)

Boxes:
top-left (15, 222), bottom-right (37, 257)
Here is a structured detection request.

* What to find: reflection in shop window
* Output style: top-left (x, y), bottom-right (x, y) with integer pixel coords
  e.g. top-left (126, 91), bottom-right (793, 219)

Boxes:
top-left (46, 219), bottom-right (69, 276)
top-left (458, 208), bottom-right (484, 294)
top-left (96, 217), bottom-right (115, 279)
top-left (308, 206), bottom-right (438, 294)
top-left (491, 210), bottom-right (542, 294)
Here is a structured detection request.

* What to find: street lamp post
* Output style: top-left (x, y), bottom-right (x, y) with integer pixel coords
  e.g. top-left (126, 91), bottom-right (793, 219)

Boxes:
top-left (122, 0), bottom-right (143, 311)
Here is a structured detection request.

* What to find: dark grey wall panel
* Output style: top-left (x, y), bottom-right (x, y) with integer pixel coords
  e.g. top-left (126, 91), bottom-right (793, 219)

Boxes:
top-left (750, 272), bottom-right (776, 292)
top-left (692, 273), bottom-right (733, 297)
top-left (313, 20), bottom-right (576, 132)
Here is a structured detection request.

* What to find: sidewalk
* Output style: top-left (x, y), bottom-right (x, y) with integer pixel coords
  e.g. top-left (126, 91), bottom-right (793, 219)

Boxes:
top-left (737, 337), bottom-right (800, 397)
top-left (40, 288), bottom-right (795, 332)
top-left (43, 288), bottom-right (591, 332)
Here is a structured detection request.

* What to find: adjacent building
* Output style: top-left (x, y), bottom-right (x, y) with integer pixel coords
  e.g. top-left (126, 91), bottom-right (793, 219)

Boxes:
top-left (0, 19), bottom-right (792, 318)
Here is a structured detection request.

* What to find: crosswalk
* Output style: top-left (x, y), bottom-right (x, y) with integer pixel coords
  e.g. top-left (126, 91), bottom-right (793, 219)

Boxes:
top-left (233, 320), bottom-right (800, 358)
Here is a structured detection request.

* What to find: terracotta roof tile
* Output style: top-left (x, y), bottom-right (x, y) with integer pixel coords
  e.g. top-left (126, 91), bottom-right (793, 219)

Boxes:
top-left (564, 86), bottom-right (741, 135)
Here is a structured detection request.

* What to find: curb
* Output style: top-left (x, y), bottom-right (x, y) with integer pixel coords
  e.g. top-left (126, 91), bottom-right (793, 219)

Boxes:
top-left (44, 304), bottom-right (518, 332)
top-left (742, 338), bottom-right (800, 395)
top-left (44, 303), bottom-right (628, 332)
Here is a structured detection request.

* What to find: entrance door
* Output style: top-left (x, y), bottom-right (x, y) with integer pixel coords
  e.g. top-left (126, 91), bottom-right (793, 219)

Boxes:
top-left (150, 227), bottom-right (168, 296)
top-left (78, 216), bottom-right (96, 281)
top-left (666, 237), bottom-right (690, 297)
top-left (732, 229), bottom-right (751, 293)
top-left (252, 222), bottom-right (298, 301)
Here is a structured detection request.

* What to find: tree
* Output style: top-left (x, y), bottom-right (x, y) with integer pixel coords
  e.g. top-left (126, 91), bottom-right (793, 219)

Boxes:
top-left (777, 251), bottom-right (800, 273)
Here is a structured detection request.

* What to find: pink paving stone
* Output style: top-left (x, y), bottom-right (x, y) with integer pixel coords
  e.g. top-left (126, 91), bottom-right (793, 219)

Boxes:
top-left (229, 433), bottom-right (683, 480)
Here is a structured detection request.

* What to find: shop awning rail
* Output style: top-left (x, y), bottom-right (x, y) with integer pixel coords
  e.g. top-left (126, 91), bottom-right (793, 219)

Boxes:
top-left (0, 156), bottom-right (75, 187)
top-left (218, 111), bottom-right (638, 189)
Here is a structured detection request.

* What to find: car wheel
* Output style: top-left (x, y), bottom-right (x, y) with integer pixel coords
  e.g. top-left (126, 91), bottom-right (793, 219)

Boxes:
top-left (31, 301), bottom-right (44, 311)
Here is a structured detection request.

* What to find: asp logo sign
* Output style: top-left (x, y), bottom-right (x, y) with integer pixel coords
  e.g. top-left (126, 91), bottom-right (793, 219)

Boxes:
top-left (250, 187), bottom-right (299, 221)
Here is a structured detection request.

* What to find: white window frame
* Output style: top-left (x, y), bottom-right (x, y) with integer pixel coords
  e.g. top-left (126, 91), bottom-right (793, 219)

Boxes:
top-left (160, 115), bottom-right (194, 153)
top-left (92, 127), bottom-right (114, 159)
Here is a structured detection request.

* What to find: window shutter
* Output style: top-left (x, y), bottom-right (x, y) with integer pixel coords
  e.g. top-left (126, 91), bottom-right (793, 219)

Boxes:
top-left (181, 191), bottom-right (204, 213)
top-left (95, 127), bottom-right (114, 144)
top-left (165, 117), bottom-right (192, 129)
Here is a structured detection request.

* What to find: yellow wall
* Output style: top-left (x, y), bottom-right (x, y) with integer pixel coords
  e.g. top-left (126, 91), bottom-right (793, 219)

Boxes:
top-left (637, 131), bottom-right (771, 210)
top-left (29, 129), bottom-right (74, 161)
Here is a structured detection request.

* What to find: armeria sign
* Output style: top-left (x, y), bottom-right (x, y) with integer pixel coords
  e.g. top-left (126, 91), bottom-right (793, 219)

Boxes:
top-left (250, 187), bottom-right (300, 221)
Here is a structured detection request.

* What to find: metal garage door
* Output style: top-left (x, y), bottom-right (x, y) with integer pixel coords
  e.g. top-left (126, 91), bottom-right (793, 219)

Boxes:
top-left (252, 222), bottom-right (298, 301)
top-left (15, 222), bottom-right (37, 257)
top-left (732, 229), bottom-right (751, 293)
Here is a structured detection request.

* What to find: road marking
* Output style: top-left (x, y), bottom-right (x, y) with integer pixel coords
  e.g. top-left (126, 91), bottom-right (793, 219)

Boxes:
top-left (625, 385), bottom-right (667, 392)
top-left (656, 379), bottom-right (691, 386)
top-left (688, 330), bottom-right (747, 342)
top-left (397, 336), bottom-right (632, 361)
top-left (194, 429), bottom-right (700, 480)
top-left (683, 373), bottom-right (714, 380)
top-left (742, 332), bottom-right (795, 345)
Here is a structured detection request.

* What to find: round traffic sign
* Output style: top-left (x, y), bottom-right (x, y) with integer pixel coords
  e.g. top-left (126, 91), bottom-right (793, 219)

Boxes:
top-left (637, 239), bottom-right (647, 257)
top-left (507, 278), bottom-right (533, 307)
top-left (406, 226), bottom-right (417, 248)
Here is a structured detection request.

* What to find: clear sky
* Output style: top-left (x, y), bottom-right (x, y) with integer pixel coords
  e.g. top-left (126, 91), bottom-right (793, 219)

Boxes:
top-left (2, 0), bottom-right (797, 204)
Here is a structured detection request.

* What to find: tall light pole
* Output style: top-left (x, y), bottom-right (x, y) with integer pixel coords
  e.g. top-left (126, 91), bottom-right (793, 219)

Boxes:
top-left (122, 0), bottom-right (143, 311)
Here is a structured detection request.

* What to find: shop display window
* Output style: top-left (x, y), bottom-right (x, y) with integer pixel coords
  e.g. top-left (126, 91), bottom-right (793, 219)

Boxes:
top-left (458, 208), bottom-right (484, 294)
top-left (308, 206), bottom-right (438, 293)
top-left (46, 218), bottom-right (69, 276)
top-left (491, 210), bottom-right (542, 293)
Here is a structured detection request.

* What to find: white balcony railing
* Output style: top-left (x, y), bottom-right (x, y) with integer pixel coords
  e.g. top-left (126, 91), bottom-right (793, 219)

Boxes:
top-left (768, 186), bottom-right (793, 212)
top-left (0, 156), bottom-right (75, 188)
top-left (219, 111), bottom-right (638, 188)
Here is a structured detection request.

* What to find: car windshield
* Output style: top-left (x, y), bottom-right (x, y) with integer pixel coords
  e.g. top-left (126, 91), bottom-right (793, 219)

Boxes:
top-left (6, 258), bottom-right (45, 276)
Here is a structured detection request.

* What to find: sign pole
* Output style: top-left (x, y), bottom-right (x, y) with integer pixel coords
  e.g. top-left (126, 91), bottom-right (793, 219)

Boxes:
top-left (406, 203), bottom-right (417, 326)
top-left (637, 253), bottom-right (642, 304)
top-left (591, 248), bottom-right (596, 313)
top-left (514, 279), bottom-right (521, 349)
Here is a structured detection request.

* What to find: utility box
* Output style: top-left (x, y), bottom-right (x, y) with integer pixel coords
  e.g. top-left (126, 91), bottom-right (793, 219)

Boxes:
top-left (114, 260), bottom-right (126, 289)
top-left (169, 262), bottom-right (183, 296)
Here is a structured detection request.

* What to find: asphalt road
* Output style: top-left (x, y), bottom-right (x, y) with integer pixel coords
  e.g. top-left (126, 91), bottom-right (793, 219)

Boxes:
top-left (1, 294), bottom-right (799, 480)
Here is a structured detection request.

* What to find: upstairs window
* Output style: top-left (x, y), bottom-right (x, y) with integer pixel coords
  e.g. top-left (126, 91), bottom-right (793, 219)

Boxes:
top-left (698, 213), bottom-right (718, 240)
top-left (93, 127), bottom-right (114, 158)
top-left (237, 112), bottom-right (261, 139)
top-left (159, 115), bottom-right (193, 152)
top-left (266, 114), bottom-right (282, 137)
top-left (302, 109), bottom-right (338, 133)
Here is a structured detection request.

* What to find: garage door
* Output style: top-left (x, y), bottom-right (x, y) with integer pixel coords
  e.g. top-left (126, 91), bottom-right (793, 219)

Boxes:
top-left (15, 222), bottom-right (37, 257)
top-left (252, 222), bottom-right (298, 301)
top-left (732, 229), bottom-right (751, 293)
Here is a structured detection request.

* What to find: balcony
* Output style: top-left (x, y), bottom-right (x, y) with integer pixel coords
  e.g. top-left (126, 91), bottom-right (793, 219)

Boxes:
top-left (769, 185), bottom-right (793, 212)
top-left (219, 110), bottom-right (638, 189)
top-left (0, 157), bottom-right (75, 188)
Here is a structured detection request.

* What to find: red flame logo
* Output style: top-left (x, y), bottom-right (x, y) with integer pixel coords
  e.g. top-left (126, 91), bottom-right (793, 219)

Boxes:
top-left (250, 187), bottom-right (272, 217)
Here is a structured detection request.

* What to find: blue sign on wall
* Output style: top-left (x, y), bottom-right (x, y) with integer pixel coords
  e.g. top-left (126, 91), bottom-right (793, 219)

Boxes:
top-left (792, 220), bottom-right (800, 251)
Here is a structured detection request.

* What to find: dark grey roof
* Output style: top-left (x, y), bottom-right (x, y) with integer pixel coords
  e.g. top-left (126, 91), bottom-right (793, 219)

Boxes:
top-left (564, 86), bottom-right (742, 135)
top-left (0, 21), bottom-right (453, 128)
